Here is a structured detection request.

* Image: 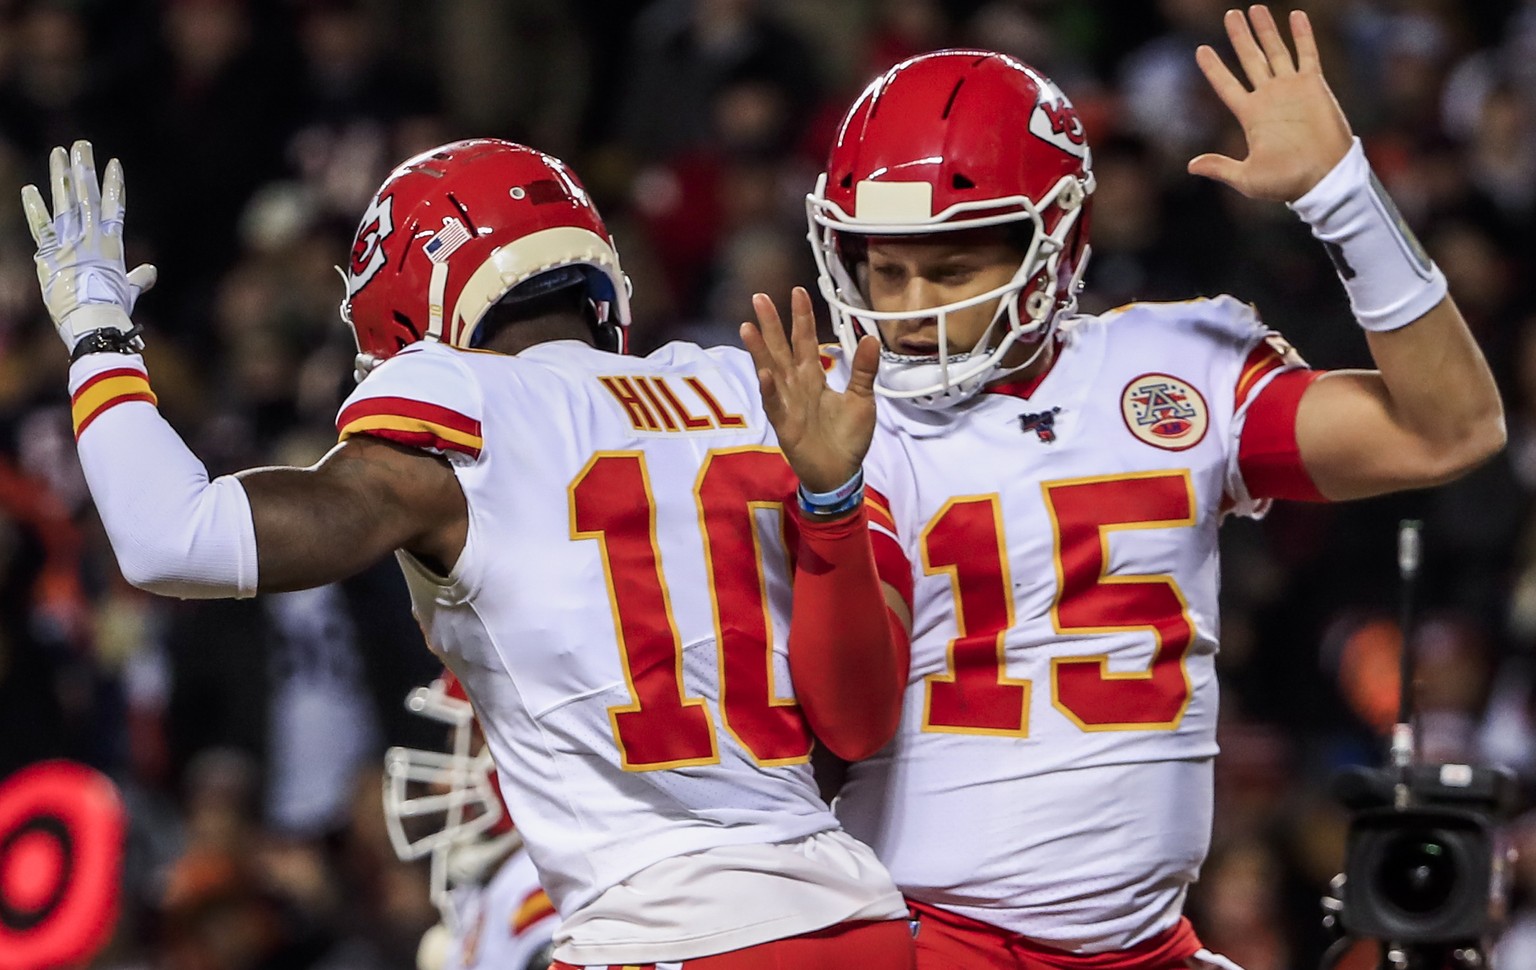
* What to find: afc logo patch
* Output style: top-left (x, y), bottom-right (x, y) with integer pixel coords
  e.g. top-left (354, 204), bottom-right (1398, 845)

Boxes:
top-left (1120, 373), bottom-right (1209, 451)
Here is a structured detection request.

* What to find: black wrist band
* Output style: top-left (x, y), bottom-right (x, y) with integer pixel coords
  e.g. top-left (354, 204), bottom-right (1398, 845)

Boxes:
top-left (70, 325), bottom-right (143, 362)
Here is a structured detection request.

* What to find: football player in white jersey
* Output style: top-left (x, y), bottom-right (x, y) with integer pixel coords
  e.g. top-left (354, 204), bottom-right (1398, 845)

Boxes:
top-left (20, 138), bottom-right (918, 967)
top-left (382, 671), bottom-right (557, 970)
top-left (797, 7), bottom-right (1504, 970)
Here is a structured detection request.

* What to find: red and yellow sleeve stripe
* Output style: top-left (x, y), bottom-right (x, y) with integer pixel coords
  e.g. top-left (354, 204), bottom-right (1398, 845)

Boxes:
top-left (510, 888), bottom-right (555, 936)
top-left (864, 485), bottom-right (913, 611)
top-left (1232, 340), bottom-right (1327, 501)
top-left (72, 368), bottom-right (157, 438)
top-left (336, 396), bottom-right (483, 459)
top-left (1234, 342), bottom-right (1289, 411)
top-left (864, 487), bottom-right (897, 536)
top-left (1237, 368), bottom-right (1327, 502)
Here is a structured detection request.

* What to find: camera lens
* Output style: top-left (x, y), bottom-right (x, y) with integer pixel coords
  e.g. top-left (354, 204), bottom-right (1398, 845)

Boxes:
top-left (1374, 828), bottom-right (1458, 914)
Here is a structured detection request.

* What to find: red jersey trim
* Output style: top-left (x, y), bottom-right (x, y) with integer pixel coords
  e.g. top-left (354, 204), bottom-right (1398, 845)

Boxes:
top-left (1234, 343), bottom-right (1288, 411)
top-left (908, 899), bottom-right (1202, 969)
top-left (336, 396), bottom-right (484, 458)
top-left (863, 486), bottom-right (911, 610)
top-left (865, 495), bottom-right (897, 534)
top-left (1237, 369), bottom-right (1327, 502)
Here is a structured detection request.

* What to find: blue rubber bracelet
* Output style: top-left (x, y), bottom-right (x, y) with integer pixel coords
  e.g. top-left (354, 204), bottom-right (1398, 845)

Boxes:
top-left (797, 469), bottom-right (865, 517)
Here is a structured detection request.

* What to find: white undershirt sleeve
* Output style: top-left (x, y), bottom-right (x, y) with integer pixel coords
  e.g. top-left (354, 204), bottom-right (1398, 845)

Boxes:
top-left (69, 353), bottom-right (259, 599)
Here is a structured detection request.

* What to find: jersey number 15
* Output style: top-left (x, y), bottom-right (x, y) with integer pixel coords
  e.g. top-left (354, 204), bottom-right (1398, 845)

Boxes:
top-left (923, 470), bottom-right (1198, 735)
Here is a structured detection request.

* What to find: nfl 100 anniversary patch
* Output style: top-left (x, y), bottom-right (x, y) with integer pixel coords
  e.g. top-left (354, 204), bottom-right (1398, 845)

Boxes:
top-left (1018, 407), bottom-right (1062, 443)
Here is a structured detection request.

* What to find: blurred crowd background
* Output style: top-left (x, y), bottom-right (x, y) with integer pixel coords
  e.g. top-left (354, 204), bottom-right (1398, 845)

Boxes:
top-left (0, 0), bottom-right (1533, 967)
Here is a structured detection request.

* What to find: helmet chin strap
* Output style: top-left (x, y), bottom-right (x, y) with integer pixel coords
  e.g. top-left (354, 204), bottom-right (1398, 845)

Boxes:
top-left (964, 279), bottom-right (1056, 389)
top-left (871, 279), bottom-right (1054, 408)
top-left (970, 240), bottom-right (1093, 386)
top-left (954, 237), bottom-right (1093, 393)
top-left (335, 264), bottom-right (383, 382)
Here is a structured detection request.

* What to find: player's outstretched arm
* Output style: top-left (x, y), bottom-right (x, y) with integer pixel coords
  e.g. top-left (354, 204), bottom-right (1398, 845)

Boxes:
top-left (237, 438), bottom-right (465, 592)
top-left (1189, 7), bottom-right (1503, 499)
top-left (741, 288), bottom-right (908, 761)
top-left (739, 286), bottom-right (879, 494)
top-left (22, 141), bottom-right (465, 597)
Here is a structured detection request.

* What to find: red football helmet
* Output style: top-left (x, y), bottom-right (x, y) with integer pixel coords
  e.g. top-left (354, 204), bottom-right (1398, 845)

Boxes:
top-left (342, 139), bottom-right (631, 375)
top-left (807, 50), bottom-right (1095, 406)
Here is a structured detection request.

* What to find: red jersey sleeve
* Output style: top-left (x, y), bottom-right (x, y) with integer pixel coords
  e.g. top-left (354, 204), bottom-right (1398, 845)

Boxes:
top-left (1232, 339), bottom-right (1328, 502)
top-left (786, 504), bottom-right (910, 762)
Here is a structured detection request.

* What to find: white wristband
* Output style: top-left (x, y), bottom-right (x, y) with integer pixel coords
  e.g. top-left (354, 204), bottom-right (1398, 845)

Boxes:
top-left (1288, 137), bottom-right (1447, 332)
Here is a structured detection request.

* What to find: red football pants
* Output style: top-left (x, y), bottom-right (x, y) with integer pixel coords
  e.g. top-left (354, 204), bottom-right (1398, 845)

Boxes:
top-left (909, 900), bottom-right (1203, 970)
top-left (550, 918), bottom-right (916, 969)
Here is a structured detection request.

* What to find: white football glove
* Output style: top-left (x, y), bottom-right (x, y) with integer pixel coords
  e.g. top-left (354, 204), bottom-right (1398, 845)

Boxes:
top-left (20, 140), bottom-right (157, 354)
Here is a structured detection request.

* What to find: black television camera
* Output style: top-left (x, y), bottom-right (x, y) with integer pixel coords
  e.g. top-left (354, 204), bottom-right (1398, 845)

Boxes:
top-left (1322, 523), bottom-right (1521, 970)
top-left (1327, 761), bottom-right (1519, 968)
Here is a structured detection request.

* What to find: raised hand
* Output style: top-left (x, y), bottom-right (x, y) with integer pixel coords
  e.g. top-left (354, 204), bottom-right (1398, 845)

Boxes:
top-left (739, 286), bottom-right (880, 495)
top-left (1188, 6), bottom-right (1354, 203)
top-left (21, 140), bottom-right (157, 353)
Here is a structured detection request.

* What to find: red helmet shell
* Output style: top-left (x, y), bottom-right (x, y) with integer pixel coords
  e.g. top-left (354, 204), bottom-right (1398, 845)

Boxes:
top-left (343, 139), bottom-right (629, 362)
top-left (806, 50), bottom-right (1096, 405)
top-left (818, 50), bottom-right (1092, 311)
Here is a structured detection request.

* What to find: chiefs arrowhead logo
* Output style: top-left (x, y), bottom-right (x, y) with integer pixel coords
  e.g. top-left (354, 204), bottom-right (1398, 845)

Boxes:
top-left (1027, 74), bottom-right (1087, 159)
top-left (347, 193), bottom-right (395, 297)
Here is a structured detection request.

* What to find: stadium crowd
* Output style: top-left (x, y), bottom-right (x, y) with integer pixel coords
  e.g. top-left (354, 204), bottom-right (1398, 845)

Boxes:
top-left (0, 0), bottom-right (1534, 967)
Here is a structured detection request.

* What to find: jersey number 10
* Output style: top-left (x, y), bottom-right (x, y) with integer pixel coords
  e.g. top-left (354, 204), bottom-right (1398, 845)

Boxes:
top-left (570, 448), bottom-right (811, 771)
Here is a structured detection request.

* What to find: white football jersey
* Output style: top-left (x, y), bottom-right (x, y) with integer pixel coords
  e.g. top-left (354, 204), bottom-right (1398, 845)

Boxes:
top-left (826, 297), bottom-right (1303, 952)
top-left (336, 339), bottom-right (895, 934)
top-left (445, 847), bottom-right (556, 970)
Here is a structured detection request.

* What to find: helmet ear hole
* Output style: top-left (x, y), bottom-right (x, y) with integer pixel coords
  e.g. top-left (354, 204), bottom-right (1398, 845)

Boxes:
top-left (392, 311), bottom-right (423, 340)
top-left (1025, 289), bottom-right (1053, 322)
top-left (952, 173), bottom-right (975, 190)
